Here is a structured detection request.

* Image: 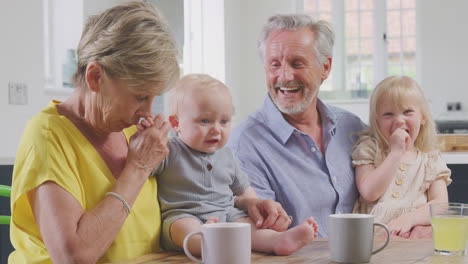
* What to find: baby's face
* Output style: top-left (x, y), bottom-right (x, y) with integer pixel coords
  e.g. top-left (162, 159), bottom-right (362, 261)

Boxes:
top-left (176, 87), bottom-right (233, 153)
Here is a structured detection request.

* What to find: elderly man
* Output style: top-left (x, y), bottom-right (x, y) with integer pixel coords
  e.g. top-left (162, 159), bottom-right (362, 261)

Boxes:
top-left (229, 14), bottom-right (434, 239)
top-left (228, 14), bottom-right (366, 238)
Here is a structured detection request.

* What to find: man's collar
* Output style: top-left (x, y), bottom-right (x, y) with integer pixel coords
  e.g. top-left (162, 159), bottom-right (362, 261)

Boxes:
top-left (260, 95), bottom-right (337, 144)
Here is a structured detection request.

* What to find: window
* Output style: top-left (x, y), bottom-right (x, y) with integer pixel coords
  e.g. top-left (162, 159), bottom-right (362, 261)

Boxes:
top-left (300, 0), bottom-right (416, 101)
top-left (43, 0), bottom-right (184, 115)
top-left (43, 0), bottom-right (83, 94)
top-left (182, 0), bottom-right (225, 82)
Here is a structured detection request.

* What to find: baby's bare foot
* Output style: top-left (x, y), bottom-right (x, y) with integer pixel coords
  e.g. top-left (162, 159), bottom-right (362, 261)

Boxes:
top-left (273, 217), bottom-right (318, 256)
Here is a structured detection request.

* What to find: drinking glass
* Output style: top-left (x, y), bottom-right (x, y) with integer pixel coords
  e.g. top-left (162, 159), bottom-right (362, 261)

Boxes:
top-left (430, 203), bottom-right (468, 256)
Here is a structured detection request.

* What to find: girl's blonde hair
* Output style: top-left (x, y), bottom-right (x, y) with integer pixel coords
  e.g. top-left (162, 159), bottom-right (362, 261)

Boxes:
top-left (72, 1), bottom-right (179, 94)
top-left (358, 76), bottom-right (437, 155)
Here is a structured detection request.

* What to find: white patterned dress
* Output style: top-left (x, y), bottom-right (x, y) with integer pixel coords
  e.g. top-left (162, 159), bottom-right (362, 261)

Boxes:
top-left (352, 138), bottom-right (452, 224)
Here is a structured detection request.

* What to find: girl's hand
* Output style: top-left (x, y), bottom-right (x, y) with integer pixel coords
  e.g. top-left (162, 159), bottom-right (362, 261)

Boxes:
top-left (127, 114), bottom-right (170, 176)
top-left (388, 214), bottom-right (414, 237)
top-left (389, 128), bottom-right (409, 155)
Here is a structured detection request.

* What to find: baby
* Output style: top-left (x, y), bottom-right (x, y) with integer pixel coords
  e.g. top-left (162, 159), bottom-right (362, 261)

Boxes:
top-left (150, 74), bottom-right (318, 255)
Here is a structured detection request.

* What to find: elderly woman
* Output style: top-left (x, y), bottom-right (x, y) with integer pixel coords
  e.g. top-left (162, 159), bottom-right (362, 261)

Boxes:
top-left (9, 2), bottom-right (178, 263)
top-left (9, 1), bottom-right (290, 263)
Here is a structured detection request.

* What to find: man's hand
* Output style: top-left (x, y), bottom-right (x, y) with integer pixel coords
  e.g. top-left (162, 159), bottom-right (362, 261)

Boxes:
top-left (245, 198), bottom-right (292, 231)
top-left (234, 187), bottom-right (291, 231)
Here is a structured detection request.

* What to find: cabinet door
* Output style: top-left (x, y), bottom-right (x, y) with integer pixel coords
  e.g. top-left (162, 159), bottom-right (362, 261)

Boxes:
top-left (447, 164), bottom-right (468, 203)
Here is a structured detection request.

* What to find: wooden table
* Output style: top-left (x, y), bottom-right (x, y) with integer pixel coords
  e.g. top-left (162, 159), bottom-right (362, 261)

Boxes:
top-left (113, 239), bottom-right (468, 264)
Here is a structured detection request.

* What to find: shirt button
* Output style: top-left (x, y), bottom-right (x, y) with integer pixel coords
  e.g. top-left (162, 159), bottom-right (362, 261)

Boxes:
top-left (392, 192), bottom-right (400, 198)
top-left (311, 147), bottom-right (317, 152)
top-left (207, 164), bottom-right (213, 171)
top-left (399, 164), bottom-right (407, 171)
top-left (395, 178), bottom-right (403, 185)
top-left (332, 176), bottom-right (337, 182)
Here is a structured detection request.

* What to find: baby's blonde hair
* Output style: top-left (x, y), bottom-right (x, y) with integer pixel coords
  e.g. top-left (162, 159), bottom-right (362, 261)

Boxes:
top-left (167, 74), bottom-right (231, 117)
top-left (357, 76), bottom-right (437, 155)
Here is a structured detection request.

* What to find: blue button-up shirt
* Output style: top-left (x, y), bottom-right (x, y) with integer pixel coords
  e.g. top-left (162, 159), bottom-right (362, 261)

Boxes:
top-left (228, 96), bottom-right (367, 237)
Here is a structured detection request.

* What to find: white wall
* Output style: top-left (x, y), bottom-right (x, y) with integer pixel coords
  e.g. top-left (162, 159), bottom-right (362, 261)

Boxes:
top-left (0, 0), bottom-right (180, 162)
top-left (418, 0), bottom-right (468, 120)
top-left (1, 0), bottom-right (468, 161)
top-left (225, 0), bottom-right (297, 124)
top-left (0, 1), bottom-right (68, 161)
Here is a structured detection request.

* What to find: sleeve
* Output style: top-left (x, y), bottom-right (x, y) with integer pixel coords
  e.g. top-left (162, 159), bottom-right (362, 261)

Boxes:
top-left (11, 116), bottom-right (84, 233)
top-left (228, 136), bottom-right (276, 200)
top-left (351, 137), bottom-right (377, 167)
top-left (151, 138), bottom-right (177, 176)
top-left (13, 117), bottom-right (82, 203)
top-left (423, 151), bottom-right (452, 189)
top-left (229, 152), bottom-right (250, 196)
top-left (151, 158), bottom-right (167, 176)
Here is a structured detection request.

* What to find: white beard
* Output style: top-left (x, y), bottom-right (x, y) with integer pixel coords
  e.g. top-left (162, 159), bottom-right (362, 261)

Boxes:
top-left (272, 87), bottom-right (317, 115)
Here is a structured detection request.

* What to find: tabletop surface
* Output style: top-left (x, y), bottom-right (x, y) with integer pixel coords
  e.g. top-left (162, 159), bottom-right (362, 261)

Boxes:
top-left (112, 239), bottom-right (468, 264)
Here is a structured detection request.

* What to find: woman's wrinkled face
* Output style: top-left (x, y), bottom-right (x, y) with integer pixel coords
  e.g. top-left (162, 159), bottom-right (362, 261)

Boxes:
top-left (90, 74), bottom-right (160, 133)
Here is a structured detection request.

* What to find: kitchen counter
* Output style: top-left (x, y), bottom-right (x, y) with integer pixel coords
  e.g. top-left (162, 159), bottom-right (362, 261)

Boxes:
top-left (438, 134), bottom-right (468, 164)
top-left (0, 157), bottom-right (14, 166)
top-left (441, 152), bottom-right (468, 164)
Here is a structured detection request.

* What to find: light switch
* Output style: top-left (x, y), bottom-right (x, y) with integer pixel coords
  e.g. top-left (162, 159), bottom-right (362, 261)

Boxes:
top-left (8, 82), bottom-right (28, 105)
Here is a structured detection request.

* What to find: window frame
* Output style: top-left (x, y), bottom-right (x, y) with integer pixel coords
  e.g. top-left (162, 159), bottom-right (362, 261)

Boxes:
top-left (297, 0), bottom-right (419, 105)
top-left (43, 0), bottom-right (83, 95)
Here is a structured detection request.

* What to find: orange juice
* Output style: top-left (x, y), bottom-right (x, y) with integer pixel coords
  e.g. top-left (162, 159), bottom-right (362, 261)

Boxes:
top-left (431, 215), bottom-right (468, 252)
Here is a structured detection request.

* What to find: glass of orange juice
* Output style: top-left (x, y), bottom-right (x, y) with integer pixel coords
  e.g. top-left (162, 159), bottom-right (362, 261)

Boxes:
top-left (430, 203), bottom-right (468, 256)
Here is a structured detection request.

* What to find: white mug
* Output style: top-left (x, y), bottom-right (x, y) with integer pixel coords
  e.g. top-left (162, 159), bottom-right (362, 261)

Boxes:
top-left (328, 214), bottom-right (390, 263)
top-left (183, 222), bottom-right (251, 264)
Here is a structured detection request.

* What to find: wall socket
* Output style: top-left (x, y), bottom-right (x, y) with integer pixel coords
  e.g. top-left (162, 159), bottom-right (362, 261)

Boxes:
top-left (8, 82), bottom-right (28, 105)
top-left (446, 102), bottom-right (461, 111)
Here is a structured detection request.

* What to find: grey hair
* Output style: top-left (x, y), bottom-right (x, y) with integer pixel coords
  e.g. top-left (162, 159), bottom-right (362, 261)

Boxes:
top-left (72, 1), bottom-right (180, 94)
top-left (257, 14), bottom-right (334, 65)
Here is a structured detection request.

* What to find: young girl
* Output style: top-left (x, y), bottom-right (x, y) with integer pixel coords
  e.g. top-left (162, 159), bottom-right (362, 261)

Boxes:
top-left (352, 76), bottom-right (452, 237)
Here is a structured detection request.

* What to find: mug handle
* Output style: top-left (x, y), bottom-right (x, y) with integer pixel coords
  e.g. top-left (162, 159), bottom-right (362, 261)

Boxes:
top-left (371, 223), bottom-right (390, 255)
top-left (183, 231), bottom-right (204, 263)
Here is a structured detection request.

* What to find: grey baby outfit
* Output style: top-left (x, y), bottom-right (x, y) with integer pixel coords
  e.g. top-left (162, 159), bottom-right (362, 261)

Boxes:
top-left (153, 136), bottom-right (250, 250)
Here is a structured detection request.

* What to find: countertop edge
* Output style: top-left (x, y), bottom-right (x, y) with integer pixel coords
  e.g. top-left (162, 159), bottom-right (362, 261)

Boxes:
top-left (441, 152), bottom-right (468, 164)
top-left (0, 157), bottom-right (15, 165)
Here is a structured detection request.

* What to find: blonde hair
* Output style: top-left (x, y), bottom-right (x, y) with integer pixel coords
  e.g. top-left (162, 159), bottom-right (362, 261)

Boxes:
top-left (167, 74), bottom-right (231, 116)
top-left (357, 76), bottom-right (437, 155)
top-left (72, 1), bottom-right (179, 93)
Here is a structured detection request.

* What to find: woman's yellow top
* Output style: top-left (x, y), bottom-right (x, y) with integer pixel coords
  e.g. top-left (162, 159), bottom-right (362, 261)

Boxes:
top-left (9, 101), bottom-right (161, 263)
